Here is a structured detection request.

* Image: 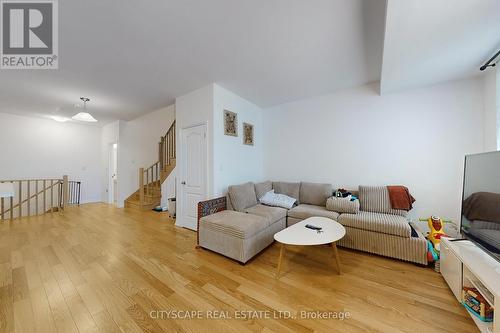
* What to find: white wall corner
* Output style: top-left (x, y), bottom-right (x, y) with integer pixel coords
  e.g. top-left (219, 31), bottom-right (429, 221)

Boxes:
top-left (212, 84), bottom-right (264, 196)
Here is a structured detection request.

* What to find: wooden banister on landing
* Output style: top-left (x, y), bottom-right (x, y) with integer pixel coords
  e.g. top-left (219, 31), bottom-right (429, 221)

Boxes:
top-left (0, 175), bottom-right (75, 221)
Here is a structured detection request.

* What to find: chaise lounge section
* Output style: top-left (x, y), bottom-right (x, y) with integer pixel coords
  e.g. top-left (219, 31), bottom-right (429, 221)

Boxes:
top-left (197, 182), bottom-right (287, 263)
top-left (197, 182), bottom-right (427, 265)
top-left (336, 186), bottom-right (427, 265)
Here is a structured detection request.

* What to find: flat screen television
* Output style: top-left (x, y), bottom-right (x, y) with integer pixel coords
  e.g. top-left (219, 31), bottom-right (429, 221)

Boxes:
top-left (461, 151), bottom-right (500, 262)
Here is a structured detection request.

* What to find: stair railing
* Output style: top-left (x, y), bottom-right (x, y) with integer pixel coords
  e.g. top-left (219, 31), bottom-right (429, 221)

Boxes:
top-left (139, 161), bottom-right (161, 204)
top-left (159, 120), bottom-right (176, 172)
top-left (138, 120), bottom-right (176, 207)
top-left (0, 175), bottom-right (71, 220)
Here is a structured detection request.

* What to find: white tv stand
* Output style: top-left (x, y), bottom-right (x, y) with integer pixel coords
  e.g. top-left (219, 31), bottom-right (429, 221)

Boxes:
top-left (440, 237), bottom-right (500, 333)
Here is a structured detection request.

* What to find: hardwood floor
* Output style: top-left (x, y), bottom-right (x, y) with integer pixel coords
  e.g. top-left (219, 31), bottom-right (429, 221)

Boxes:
top-left (0, 203), bottom-right (478, 333)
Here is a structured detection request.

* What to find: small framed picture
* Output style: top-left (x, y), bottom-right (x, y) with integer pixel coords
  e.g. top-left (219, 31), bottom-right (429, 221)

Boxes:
top-left (224, 110), bottom-right (238, 136)
top-left (243, 122), bottom-right (254, 146)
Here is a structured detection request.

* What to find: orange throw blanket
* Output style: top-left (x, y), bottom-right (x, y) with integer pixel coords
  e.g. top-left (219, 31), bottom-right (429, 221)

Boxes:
top-left (387, 186), bottom-right (415, 211)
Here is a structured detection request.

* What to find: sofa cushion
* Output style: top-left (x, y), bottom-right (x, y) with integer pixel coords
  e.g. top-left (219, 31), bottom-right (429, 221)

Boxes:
top-left (245, 204), bottom-right (287, 224)
top-left (228, 182), bottom-right (258, 212)
top-left (326, 196), bottom-right (360, 214)
top-left (337, 211), bottom-right (411, 238)
top-left (358, 186), bottom-right (407, 217)
top-left (287, 204), bottom-right (339, 221)
top-left (255, 181), bottom-right (273, 199)
top-left (299, 182), bottom-right (332, 206)
top-left (200, 210), bottom-right (268, 239)
top-left (273, 182), bottom-right (301, 204)
top-left (226, 193), bottom-right (234, 211)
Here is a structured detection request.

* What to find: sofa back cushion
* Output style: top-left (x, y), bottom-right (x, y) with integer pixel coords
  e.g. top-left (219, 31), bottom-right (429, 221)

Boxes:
top-left (326, 196), bottom-right (360, 214)
top-left (300, 182), bottom-right (332, 206)
top-left (228, 182), bottom-right (258, 212)
top-left (226, 193), bottom-right (234, 211)
top-left (255, 181), bottom-right (273, 199)
top-left (273, 182), bottom-right (301, 204)
top-left (359, 186), bottom-right (407, 217)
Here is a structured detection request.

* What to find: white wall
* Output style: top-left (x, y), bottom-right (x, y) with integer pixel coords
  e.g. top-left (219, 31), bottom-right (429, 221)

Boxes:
top-left (483, 69), bottom-right (498, 151)
top-left (263, 78), bottom-right (486, 224)
top-left (0, 113), bottom-right (102, 203)
top-left (213, 84), bottom-right (264, 196)
top-left (118, 105), bottom-right (175, 206)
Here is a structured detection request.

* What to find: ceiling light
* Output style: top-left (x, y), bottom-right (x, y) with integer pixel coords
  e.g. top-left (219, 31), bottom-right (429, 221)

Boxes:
top-left (72, 97), bottom-right (98, 122)
top-left (72, 112), bottom-right (97, 122)
top-left (50, 116), bottom-right (70, 122)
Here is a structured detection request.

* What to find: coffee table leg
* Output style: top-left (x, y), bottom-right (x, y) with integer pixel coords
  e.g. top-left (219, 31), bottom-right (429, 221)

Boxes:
top-left (332, 242), bottom-right (341, 274)
top-left (276, 243), bottom-right (285, 279)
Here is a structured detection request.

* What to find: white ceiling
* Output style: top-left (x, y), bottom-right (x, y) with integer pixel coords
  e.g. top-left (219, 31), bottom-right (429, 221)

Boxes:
top-left (1, 0), bottom-right (498, 124)
top-left (0, 0), bottom-right (386, 124)
top-left (381, 0), bottom-right (500, 94)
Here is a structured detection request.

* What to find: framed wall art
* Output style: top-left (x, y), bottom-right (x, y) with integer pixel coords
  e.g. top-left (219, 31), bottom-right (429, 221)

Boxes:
top-left (224, 110), bottom-right (238, 136)
top-left (243, 122), bottom-right (254, 146)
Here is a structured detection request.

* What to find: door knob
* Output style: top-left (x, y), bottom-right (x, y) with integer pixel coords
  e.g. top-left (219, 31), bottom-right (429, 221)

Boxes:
top-left (181, 181), bottom-right (186, 185)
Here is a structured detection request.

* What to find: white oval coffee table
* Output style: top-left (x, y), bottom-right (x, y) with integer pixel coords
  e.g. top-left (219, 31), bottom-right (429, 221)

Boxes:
top-left (274, 217), bottom-right (346, 278)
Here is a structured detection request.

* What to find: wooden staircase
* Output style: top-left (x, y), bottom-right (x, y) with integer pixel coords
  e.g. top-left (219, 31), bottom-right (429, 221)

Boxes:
top-left (125, 121), bottom-right (176, 211)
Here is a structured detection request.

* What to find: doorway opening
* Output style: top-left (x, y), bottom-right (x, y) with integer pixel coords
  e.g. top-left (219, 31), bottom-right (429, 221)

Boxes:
top-left (109, 143), bottom-right (118, 205)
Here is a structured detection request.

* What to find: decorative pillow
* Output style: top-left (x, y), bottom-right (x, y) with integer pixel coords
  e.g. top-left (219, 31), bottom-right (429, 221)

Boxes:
top-left (326, 196), bottom-right (359, 214)
top-left (300, 182), bottom-right (332, 206)
top-left (358, 186), bottom-right (407, 217)
top-left (254, 181), bottom-right (273, 199)
top-left (273, 182), bottom-right (301, 204)
top-left (228, 182), bottom-right (258, 212)
top-left (260, 190), bottom-right (297, 209)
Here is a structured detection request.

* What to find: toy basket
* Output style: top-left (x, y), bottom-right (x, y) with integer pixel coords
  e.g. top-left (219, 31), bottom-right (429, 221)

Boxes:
top-left (462, 287), bottom-right (494, 322)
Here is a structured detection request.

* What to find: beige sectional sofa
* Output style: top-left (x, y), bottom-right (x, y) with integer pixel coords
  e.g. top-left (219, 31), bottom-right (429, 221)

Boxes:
top-left (197, 181), bottom-right (427, 265)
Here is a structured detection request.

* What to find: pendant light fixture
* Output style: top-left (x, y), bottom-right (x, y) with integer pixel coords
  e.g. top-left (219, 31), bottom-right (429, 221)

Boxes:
top-left (72, 97), bottom-right (98, 122)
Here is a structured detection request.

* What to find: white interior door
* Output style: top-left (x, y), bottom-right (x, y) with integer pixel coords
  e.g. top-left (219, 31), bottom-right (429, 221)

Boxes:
top-left (178, 124), bottom-right (207, 230)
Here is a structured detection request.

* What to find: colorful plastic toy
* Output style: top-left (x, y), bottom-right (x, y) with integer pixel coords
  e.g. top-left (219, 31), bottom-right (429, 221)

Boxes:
top-left (420, 216), bottom-right (449, 252)
top-left (426, 240), bottom-right (439, 262)
top-left (419, 216), bottom-right (451, 264)
top-left (427, 215), bottom-right (449, 251)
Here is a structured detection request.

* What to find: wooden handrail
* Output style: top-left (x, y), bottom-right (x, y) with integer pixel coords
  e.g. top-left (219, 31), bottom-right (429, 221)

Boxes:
top-left (0, 178), bottom-right (61, 182)
top-left (0, 175), bottom-right (71, 220)
top-left (145, 161), bottom-right (160, 171)
top-left (2, 180), bottom-right (61, 214)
